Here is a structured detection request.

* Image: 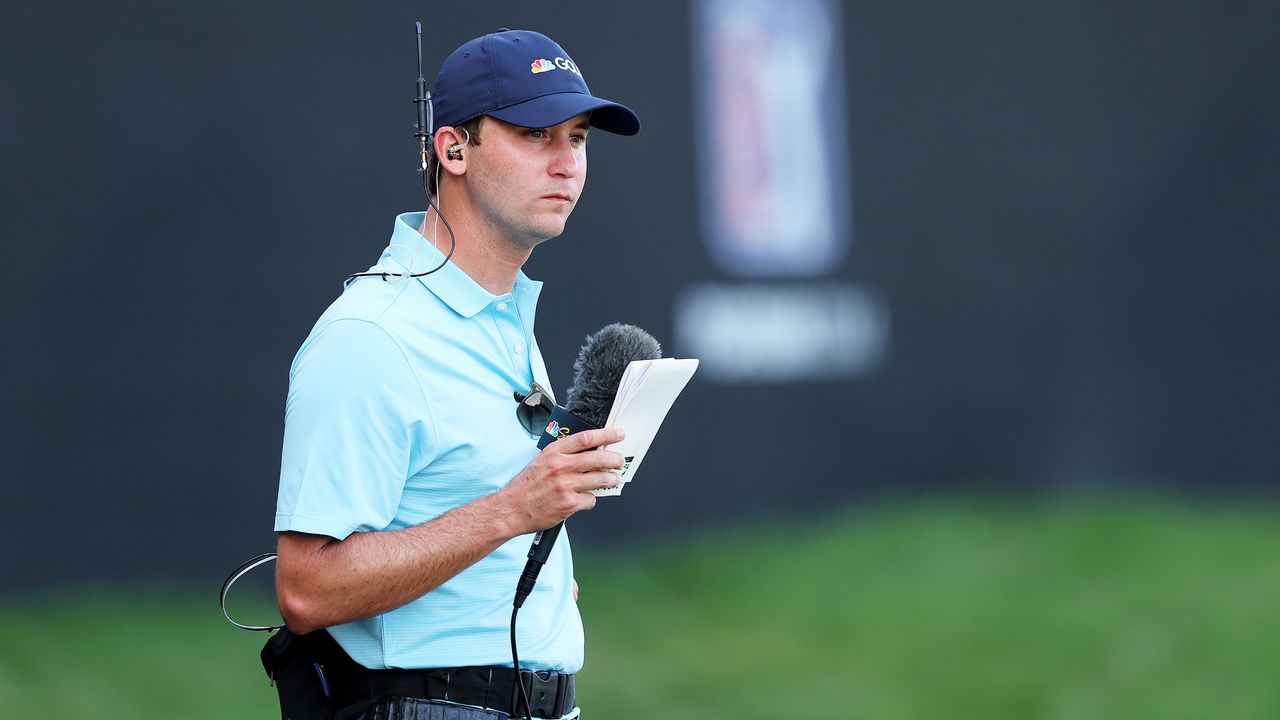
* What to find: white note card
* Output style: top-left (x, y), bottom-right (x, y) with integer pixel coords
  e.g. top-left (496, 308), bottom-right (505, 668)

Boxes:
top-left (594, 358), bottom-right (699, 496)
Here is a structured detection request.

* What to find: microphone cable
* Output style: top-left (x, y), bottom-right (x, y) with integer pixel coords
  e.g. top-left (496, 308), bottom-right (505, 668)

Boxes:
top-left (343, 159), bottom-right (457, 287)
top-left (511, 605), bottom-right (536, 720)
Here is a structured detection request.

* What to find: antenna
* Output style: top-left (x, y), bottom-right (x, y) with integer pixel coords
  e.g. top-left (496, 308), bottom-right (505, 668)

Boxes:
top-left (342, 21), bottom-right (457, 289)
top-left (412, 21), bottom-right (432, 171)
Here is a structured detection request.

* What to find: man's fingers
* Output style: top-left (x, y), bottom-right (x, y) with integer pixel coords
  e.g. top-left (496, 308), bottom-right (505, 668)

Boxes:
top-left (573, 470), bottom-right (622, 493)
top-left (565, 449), bottom-right (626, 474)
top-left (557, 426), bottom-right (624, 453)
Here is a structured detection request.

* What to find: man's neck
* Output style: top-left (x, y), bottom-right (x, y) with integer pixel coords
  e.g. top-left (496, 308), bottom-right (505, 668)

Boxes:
top-left (418, 208), bottom-right (531, 296)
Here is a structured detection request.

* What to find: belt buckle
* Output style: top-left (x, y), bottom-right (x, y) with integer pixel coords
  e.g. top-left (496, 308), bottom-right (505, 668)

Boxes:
top-left (512, 669), bottom-right (562, 718)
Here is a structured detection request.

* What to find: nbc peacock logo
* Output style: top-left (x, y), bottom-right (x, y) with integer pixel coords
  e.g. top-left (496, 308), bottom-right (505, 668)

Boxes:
top-left (530, 58), bottom-right (556, 74)
top-left (544, 420), bottom-right (560, 436)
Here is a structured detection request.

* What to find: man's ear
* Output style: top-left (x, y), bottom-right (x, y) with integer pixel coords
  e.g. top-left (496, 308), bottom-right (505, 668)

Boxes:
top-left (435, 127), bottom-right (468, 176)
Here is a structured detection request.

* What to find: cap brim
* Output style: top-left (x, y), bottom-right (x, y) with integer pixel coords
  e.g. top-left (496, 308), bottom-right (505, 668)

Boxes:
top-left (488, 92), bottom-right (641, 136)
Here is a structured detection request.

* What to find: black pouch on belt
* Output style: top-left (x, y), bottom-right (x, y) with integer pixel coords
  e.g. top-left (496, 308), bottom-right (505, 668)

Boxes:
top-left (260, 627), bottom-right (337, 720)
top-left (222, 553), bottom-right (350, 720)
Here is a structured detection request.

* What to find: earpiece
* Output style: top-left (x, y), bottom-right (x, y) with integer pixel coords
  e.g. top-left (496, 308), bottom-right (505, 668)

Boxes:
top-left (445, 127), bottom-right (472, 161)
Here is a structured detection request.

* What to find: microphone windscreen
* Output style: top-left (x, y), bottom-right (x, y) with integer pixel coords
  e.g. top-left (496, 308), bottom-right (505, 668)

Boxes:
top-left (564, 323), bottom-right (662, 428)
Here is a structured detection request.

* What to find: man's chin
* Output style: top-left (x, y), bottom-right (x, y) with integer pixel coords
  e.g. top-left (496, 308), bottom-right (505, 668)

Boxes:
top-left (520, 221), bottom-right (569, 249)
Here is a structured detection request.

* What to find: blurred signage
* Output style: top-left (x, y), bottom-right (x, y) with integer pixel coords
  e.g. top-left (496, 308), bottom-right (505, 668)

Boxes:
top-left (691, 0), bottom-right (851, 277)
top-left (679, 0), bottom-right (886, 383)
top-left (675, 283), bottom-right (888, 382)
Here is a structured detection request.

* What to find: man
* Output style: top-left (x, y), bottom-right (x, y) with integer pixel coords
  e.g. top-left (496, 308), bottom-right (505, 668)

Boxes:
top-left (273, 28), bottom-right (640, 720)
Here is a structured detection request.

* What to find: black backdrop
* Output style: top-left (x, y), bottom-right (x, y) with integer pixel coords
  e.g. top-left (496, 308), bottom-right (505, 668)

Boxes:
top-left (3, 1), bottom-right (1278, 591)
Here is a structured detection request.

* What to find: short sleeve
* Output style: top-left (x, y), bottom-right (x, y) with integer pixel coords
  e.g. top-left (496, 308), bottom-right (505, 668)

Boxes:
top-left (274, 319), bottom-right (437, 540)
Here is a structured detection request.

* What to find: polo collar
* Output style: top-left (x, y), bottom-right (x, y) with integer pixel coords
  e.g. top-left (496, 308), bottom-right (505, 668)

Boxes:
top-left (383, 212), bottom-right (543, 321)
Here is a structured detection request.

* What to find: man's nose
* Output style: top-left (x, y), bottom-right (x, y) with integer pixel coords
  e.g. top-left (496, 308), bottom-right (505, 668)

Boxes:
top-left (549, 139), bottom-right (582, 178)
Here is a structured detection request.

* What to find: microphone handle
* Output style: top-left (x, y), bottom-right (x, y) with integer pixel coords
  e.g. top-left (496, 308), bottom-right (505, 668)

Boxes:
top-left (513, 402), bottom-right (596, 608)
top-left (514, 521), bottom-right (564, 608)
top-left (529, 521), bottom-right (564, 565)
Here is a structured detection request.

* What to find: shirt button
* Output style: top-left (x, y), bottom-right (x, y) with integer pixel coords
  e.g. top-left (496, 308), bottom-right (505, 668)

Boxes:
top-left (496, 302), bottom-right (509, 312)
top-left (514, 341), bottom-right (526, 354)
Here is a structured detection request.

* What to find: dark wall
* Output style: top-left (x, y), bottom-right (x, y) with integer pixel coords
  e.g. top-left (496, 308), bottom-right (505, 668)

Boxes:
top-left (2, 1), bottom-right (1277, 590)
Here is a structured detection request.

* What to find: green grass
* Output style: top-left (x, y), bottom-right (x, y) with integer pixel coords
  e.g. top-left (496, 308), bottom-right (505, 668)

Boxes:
top-left (3, 498), bottom-right (1279, 719)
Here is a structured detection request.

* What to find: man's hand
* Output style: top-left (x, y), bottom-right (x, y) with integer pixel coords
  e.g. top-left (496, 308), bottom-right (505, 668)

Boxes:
top-left (496, 426), bottom-right (626, 536)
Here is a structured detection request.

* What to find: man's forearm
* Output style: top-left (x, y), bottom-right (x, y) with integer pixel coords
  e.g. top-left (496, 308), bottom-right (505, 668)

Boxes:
top-left (276, 427), bottom-right (625, 635)
top-left (276, 492), bottom-right (520, 635)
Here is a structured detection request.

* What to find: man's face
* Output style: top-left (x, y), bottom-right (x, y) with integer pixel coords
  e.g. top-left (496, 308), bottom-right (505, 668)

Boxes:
top-left (464, 114), bottom-right (590, 250)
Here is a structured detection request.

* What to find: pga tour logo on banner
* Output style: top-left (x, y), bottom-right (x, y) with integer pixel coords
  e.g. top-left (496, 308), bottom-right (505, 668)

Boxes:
top-left (677, 0), bottom-right (889, 384)
top-left (692, 0), bottom-right (852, 277)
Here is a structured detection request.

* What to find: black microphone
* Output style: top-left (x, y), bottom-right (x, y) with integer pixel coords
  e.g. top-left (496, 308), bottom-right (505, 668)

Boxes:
top-left (513, 324), bottom-right (662, 608)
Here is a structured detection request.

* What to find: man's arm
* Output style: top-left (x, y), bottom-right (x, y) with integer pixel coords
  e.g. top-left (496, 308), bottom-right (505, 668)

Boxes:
top-left (275, 426), bottom-right (625, 635)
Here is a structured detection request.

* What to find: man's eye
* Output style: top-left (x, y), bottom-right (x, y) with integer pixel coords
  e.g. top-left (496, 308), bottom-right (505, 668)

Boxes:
top-left (529, 128), bottom-right (548, 139)
top-left (571, 134), bottom-right (589, 145)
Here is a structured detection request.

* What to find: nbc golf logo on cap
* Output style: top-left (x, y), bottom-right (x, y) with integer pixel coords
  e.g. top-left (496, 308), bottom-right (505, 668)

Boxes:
top-left (530, 57), bottom-right (584, 78)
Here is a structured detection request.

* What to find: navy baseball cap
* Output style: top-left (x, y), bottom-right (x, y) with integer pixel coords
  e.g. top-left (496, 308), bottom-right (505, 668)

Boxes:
top-left (433, 29), bottom-right (640, 136)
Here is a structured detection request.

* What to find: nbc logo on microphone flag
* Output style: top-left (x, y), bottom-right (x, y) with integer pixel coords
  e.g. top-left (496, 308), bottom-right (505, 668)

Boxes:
top-left (544, 420), bottom-right (561, 437)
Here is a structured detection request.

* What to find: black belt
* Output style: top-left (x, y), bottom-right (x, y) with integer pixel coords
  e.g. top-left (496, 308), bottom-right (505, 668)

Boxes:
top-left (317, 632), bottom-right (574, 720)
top-left (334, 665), bottom-right (574, 719)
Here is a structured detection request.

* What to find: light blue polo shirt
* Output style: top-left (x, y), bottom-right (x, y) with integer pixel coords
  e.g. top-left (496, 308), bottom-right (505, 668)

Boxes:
top-left (275, 212), bottom-right (583, 672)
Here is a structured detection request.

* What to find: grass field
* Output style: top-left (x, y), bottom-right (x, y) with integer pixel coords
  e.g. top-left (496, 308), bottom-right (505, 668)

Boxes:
top-left (2, 498), bottom-right (1278, 719)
